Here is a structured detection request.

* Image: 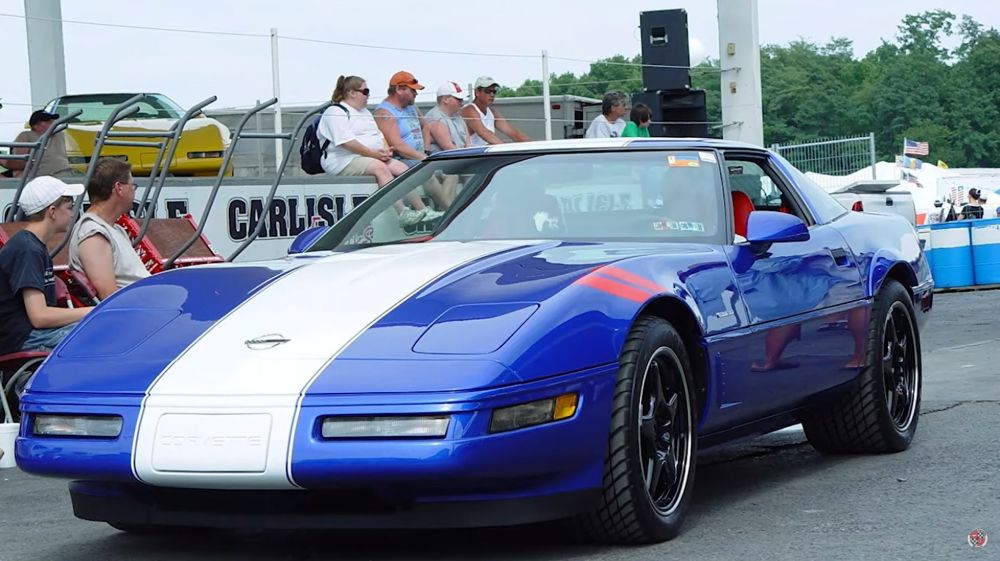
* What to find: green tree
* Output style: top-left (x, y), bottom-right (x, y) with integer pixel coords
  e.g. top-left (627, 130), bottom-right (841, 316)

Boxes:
top-left (494, 10), bottom-right (1000, 167)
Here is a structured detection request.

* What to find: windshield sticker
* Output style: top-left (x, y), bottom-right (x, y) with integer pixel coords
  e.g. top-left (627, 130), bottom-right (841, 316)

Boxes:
top-left (653, 220), bottom-right (680, 231)
top-left (728, 165), bottom-right (744, 175)
top-left (667, 154), bottom-right (701, 168)
top-left (698, 152), bottom-right (717, 163)
top-left (678, 221), bottom-right (705, 232)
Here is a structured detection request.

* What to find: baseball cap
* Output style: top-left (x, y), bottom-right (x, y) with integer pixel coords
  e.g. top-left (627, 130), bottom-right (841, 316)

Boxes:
top-left (474, 76), bottom-right (499, 90)
top-left (28, 110), bottom-right (59, 126)
top-left (19, 176), bottom-right (85, 215)
top-left (389, 71), bottom-right (424, 90)
top-left (436, 81), bottom-right (465, 99)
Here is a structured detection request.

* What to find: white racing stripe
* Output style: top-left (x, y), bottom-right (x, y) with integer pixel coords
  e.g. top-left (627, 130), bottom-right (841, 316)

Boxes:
top-left (132, 240), bottom-right (534, 489)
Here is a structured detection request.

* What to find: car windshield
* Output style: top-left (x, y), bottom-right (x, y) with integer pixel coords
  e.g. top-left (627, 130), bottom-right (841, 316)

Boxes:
top-left (308, 150), bottom-right (726, 251)
top-left (52, 94), bottom-right (185, 122)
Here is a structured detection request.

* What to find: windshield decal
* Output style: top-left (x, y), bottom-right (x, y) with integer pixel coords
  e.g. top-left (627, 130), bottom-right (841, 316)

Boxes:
top-left (668, 154), bottom-right (701, 167)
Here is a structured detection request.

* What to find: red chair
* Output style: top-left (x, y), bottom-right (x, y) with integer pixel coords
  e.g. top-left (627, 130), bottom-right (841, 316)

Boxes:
top-left (0, 351), bottom-right (48, 423)
top-left (732, 191), bottom-right (755, 239)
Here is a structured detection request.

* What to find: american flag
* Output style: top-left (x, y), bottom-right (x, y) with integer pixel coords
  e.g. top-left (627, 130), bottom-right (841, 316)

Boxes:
top-left (904, 138), bottom-right (929, 156)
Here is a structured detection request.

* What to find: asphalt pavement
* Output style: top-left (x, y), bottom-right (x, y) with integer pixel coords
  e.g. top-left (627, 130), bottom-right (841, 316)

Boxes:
top-left (1, 290), bottom-right (997, 561)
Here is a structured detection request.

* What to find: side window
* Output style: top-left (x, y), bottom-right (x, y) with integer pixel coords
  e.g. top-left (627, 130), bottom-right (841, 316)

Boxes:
top-left (724, 156), bottom-right (809, 223)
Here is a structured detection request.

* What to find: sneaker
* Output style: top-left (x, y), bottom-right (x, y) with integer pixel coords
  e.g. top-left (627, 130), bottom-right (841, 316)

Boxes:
top-left (397, 207), bottom-right (428, 227)
top-left (421, 209), bottom-right (444, 222)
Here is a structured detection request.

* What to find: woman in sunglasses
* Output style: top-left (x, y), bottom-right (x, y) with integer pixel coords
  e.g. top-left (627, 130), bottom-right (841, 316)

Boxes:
top-left (317, 75), bottom-right (437, 226)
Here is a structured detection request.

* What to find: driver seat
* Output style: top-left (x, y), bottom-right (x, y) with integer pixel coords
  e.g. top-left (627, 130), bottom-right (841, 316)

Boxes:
top-left (732, 190), bottom-right (754, 238)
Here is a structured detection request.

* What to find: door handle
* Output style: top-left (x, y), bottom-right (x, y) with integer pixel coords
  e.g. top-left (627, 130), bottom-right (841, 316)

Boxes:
top-left (828, 247), bottom-right (850, 266)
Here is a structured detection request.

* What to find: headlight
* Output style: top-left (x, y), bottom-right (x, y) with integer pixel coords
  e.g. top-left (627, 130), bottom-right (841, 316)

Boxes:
top-left (32, 414), bottom-right (123, 437)
top-left (187, 151), bottom-right (224, 159)
top-left (321, 416), bottom-right (449, 439)
top-left (489, 393), bottom-right (578, 433)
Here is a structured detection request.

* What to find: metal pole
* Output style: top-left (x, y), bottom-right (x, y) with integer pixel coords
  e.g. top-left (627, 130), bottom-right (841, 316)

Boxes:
top-left (542, 50), bottom-right (552, 141)
top-left (869, 132), bottom-right (877, 180)
top-left (24, 0), bottom-right (67, 109)
top-left (270, 27), bottom-right (283, 173)
top-left (255, 99), bottom-right (264, 175)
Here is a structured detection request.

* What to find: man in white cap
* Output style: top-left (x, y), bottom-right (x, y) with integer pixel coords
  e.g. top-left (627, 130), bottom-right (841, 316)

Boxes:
top-left (460, 76), bottom-right (530, 146)
top-left (0, 176), bottom-right (93, 354)
top-left (426, 82), bottom-right (471, 154)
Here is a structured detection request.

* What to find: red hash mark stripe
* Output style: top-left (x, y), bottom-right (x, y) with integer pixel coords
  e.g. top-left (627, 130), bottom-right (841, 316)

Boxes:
top-left (575, 275), bottom-right (651, 303)
top-left (598, 266), bottom-right (664, 293)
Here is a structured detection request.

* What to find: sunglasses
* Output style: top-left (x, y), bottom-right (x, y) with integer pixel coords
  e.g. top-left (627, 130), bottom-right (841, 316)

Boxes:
top-left (481, 88), bottom-right (498, 95)
top-left (354, 88), bottom-right (371, 96)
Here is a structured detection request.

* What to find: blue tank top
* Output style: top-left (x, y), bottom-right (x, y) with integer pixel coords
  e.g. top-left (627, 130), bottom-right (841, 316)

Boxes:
top-left (376, 101), bottom-right (424, 153)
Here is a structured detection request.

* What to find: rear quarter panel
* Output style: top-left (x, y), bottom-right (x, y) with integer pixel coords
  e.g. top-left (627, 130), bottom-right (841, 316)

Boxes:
top-left (832, 210), bottom-right (932, 326)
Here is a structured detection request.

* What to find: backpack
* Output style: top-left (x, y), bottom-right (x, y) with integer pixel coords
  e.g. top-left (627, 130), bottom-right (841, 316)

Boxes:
top-left (300, 103), bottom-right (347, 175)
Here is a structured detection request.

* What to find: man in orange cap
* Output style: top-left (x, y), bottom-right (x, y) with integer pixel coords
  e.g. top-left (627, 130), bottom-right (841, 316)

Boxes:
top-left (374, 71), bottom-right (429, 167)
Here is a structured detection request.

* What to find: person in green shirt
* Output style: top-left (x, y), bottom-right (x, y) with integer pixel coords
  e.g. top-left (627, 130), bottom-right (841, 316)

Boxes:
top-left (622, 103), bottom-right (652, 138)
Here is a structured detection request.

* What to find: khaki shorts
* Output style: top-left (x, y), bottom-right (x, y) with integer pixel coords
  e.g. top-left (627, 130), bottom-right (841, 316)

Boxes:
top-left (338, 156), bottom-right (378, 176)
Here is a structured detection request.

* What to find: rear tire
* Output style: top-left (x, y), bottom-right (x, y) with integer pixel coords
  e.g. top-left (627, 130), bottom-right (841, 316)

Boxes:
top-left (577, 316), bottom-right (697, 544)
top-left (803, 279), bottom-right (921, 453)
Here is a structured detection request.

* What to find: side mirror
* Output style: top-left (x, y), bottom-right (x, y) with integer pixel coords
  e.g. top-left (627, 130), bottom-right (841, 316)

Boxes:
top-left (288, 225), bottom-right (329, 255)
top-left (746, 211), bottom-right (809, 244)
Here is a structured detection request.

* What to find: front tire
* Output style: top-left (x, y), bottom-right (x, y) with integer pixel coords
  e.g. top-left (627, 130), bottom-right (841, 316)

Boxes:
top-left (803, 279), bottom-right (921, 453)
top-left (578, 316), bottom-right (697, 544)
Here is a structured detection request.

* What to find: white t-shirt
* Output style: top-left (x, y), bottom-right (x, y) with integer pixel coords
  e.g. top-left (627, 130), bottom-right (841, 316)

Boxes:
top-left (584, 115), bottom-right (626, 138)
top-left (317, 103), bottom-right (386, 175)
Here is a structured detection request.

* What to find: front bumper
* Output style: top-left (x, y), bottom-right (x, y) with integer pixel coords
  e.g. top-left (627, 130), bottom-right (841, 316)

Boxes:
top-left (69, 481), bottom-right (599, 529)
top-left (18, 364), bottom-right (617, 527)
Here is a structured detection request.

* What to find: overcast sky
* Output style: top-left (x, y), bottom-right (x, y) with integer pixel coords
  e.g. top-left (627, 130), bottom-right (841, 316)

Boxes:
top-left (1, 0), bottom-right (998, 141)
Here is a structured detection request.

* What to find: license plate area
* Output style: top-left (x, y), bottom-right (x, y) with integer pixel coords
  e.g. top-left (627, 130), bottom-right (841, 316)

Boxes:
top-left (152, 413), bottom-right (272, 473)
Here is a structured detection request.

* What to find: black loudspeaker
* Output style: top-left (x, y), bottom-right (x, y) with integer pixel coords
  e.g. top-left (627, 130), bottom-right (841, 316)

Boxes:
top-left (632, 90), bottom-right (708, 138)
top-left (639, 9), bottom-right (691, 92)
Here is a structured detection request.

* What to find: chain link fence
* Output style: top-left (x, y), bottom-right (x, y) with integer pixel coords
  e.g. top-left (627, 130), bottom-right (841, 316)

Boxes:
top-left (771, 133), bottom-right (877, 191)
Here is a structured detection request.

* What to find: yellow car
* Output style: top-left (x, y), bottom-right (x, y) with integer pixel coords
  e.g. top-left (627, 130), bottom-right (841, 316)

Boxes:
top-left (44, 93), bottom-right (232, 177)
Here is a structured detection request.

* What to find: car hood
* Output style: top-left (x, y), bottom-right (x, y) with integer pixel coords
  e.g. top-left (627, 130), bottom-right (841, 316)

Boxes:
top-left (30, 240), bottom-right (718, 396)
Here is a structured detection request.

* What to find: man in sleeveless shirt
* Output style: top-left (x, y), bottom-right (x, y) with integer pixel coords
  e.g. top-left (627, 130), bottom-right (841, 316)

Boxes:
top-left (69, 158), bottom-right (150, 299)
top-left (460, 76), bottom-right (530, 146)
top-left (374, 71), bottom-right (429, 168)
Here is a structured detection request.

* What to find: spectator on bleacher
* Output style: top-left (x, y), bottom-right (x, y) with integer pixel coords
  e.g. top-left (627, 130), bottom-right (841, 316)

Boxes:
top-left (68, 158), bottom-right (150, 299)
top-left (585, 91), bottom-right (629, 138)
top-left (421, 82), bottom-right (472, 209)
top-left (622, 103), bottom-right (652, 138)
top-left (426, 82), bottom-right (471, 153)
top-left (317, 75), bottom-right (439, 226)
top-left (958, 188), bottom-right (984, 220)
top-left (0, 176), bottom-right (92, 354)
top-left (374, 71), bottom-right (428, 167)
top-left (0, 110), bottom-right (76, 178)
top-left (461, 76), bottom-right (530, 146)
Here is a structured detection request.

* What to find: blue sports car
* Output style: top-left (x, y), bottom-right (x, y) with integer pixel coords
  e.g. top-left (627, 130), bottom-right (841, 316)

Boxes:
top-left (15, 139), bottom-right (932, 543)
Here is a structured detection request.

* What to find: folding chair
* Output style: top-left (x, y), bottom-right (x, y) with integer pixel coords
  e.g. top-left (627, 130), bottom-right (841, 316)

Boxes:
top-left (0, 351), bottom-right (48, 423)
